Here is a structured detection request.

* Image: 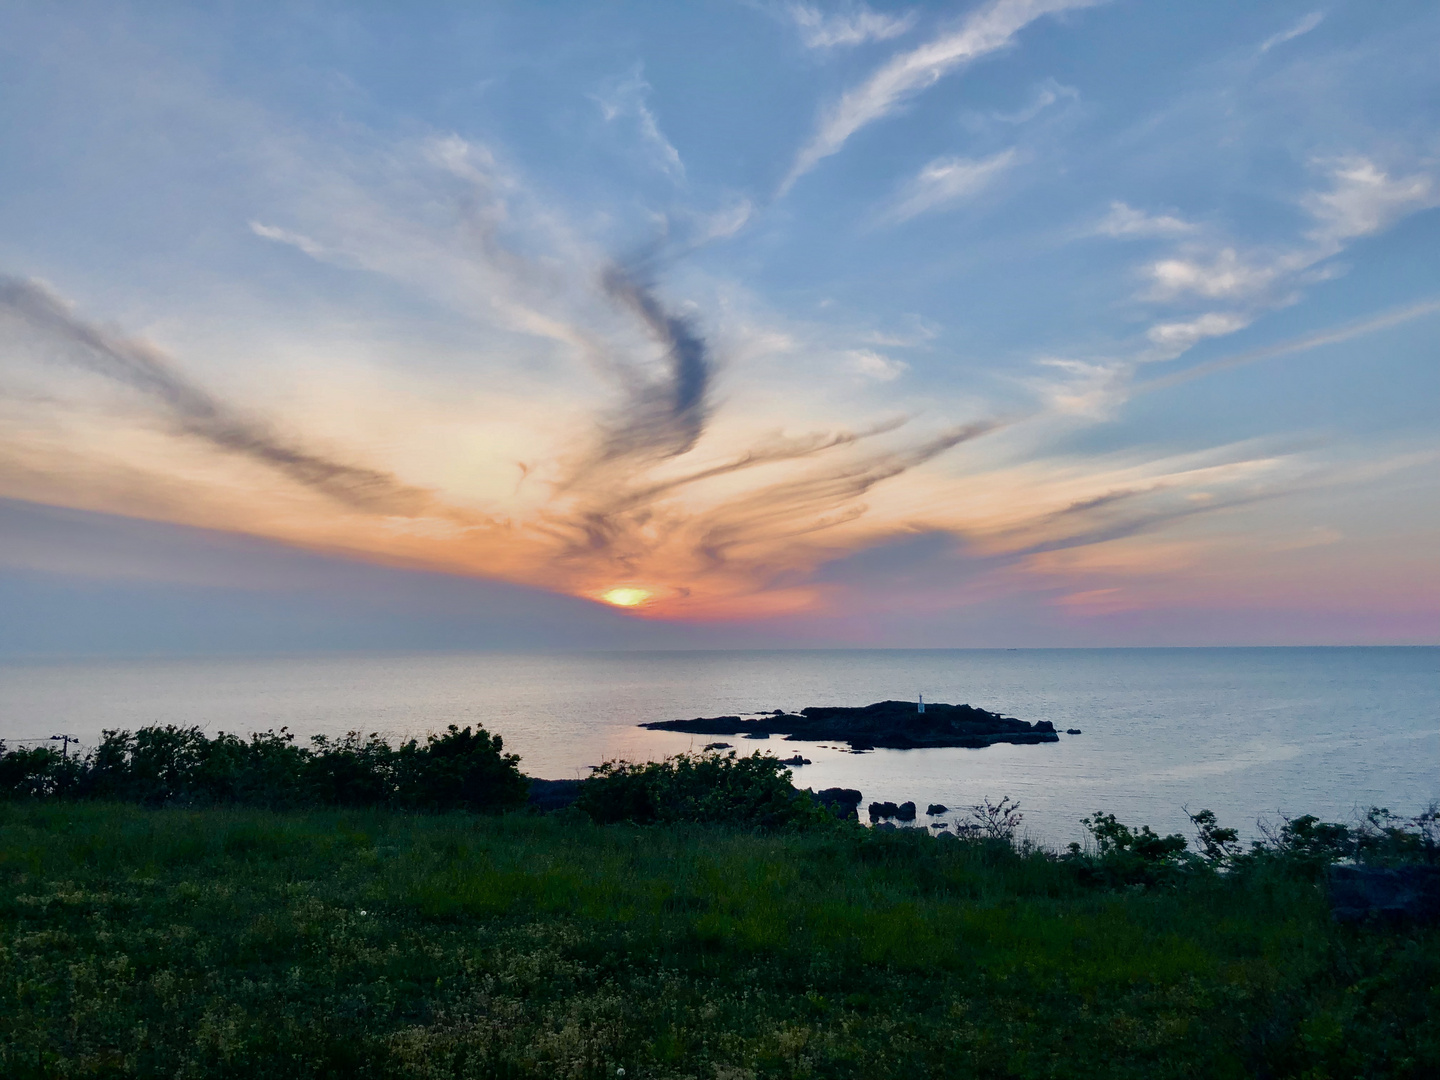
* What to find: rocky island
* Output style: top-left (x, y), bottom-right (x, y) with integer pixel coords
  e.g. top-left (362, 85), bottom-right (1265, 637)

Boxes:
top-left (641, 699), bottom-right (1058, 750)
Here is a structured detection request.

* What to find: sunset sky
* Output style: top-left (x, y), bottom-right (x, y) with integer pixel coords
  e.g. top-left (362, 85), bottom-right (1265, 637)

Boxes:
top-left (1, 0), bottom-right (1437, 651)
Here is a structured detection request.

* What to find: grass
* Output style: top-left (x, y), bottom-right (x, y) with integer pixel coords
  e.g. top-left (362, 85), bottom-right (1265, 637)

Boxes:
top-left (1, 802), bottom-right (1435, 1078)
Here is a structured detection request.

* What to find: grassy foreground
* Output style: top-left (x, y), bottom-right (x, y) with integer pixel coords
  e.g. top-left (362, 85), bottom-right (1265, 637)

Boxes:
top-left (1, 802), bottom-right (1436, 1079)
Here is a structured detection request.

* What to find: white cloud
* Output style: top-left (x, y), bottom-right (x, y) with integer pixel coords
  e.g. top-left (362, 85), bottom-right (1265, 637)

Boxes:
top-left (1135, 157), bottom-right (1435, 316)
top-left (249, 221), bottom-right (327, 258)
top-left (780, 0), bottom-right (1102, 192)
top-left (693, 197), bottom-right (755, 243)
top-left (1303, 157), bottom-right (1436, 246)
top-left (1146, 312), bottom-right (1253, 352)
top-left (1260, 11), bottom-right (1323, 53)
top-left (592, 66), bottom-right (685, 180)
top-left (848, 349), bottom-right (908, 380)
top-left (883, 149), bottom-right (1018, 223)
top-left (1030, 357), bottom-right (1128, 418)
top-left (1146, 248), bottom-right (1278, 301)
top-left (991, 76), bottom-right (1078, 123)
top-left (788, 3), bottom-right (915, 49)
top-left (1094, 201), bottom-right (1197, 239)
top-left (862, 314), bottom-right (938, 347)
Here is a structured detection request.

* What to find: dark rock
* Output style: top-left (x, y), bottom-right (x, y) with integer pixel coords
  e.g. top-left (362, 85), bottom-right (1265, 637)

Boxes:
top-left (641, 699), bottom-right (1058, 750)
top-left (1328, 865), bottom-right (1440, 923)
top-left (703, 742), bottom-right (732, 751)
top-left (935, 830), bottom-right (958, 842)
top-left (526, 778), bottom-right (583, 812)
top-left (780, 754), bottom-right (811, 766)
top-left (1066, 729), bottom-right (1082, 735)
top-left (930, 822), bottom-right (948, 829)
top-left (896, 801), bottom-right (917, 822)
top-left (868, 800), bottom-right (901, 821)
top-left (813, 788), bottom-right (862, 820)
top-left (875, 822), bottom-right (898, 832)
top-left (926, 804), bottom-right (948, 816)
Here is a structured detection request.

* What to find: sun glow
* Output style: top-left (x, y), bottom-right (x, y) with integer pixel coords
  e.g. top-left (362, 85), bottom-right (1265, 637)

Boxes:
top-left (599, 586), bottom-right (653, 608)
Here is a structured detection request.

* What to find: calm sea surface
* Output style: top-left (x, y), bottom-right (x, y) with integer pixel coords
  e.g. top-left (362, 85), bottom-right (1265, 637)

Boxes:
top-left (1, 648), bottom-right (1435, 845)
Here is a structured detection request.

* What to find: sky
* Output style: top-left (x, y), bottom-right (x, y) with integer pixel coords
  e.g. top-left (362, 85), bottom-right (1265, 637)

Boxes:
top-left (0, 0), bottom-right (1437, 652)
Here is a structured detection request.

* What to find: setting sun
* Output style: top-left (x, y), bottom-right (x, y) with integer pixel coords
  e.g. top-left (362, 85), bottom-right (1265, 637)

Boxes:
top-left (599, 587), bottom-right (652, 608)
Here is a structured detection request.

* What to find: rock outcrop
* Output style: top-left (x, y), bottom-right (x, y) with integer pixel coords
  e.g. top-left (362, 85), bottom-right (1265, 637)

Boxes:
top-left (812, 787), bottom-right (862, 819)
top-left (642, 700), bottom-right (1058, 750)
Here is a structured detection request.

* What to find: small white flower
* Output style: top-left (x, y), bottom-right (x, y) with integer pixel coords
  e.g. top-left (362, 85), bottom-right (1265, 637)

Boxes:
top-left (359, 910), bottom-right (368, 916)
top-left (616, 1070), bottom-right (625, 1078)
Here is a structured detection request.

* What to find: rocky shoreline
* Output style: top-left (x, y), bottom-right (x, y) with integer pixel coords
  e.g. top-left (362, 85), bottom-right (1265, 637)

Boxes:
top-left (640, 699), bottom-right (1058, 750)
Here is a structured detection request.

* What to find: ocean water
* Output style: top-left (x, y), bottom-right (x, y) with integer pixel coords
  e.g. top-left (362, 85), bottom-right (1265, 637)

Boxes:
top-left (1, 647), bottom-right (1435, 845)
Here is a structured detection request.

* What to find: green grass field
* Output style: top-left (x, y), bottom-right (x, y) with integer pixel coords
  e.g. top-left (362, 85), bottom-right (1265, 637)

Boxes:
top-left (1, 802), bottom-right (1435, 1079)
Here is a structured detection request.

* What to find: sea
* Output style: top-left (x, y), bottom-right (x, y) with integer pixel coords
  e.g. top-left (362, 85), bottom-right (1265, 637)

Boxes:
top-left (1, 647), bottom-right (1435, 846)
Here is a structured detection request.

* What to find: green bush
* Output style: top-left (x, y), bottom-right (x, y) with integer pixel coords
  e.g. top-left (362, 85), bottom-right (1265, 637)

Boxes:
top-left (0, 724), bottom-right (527, 814)
top-left (576, 751), bottom-right (831, 831)
top-left (393, 724), bottom-right (527, 813)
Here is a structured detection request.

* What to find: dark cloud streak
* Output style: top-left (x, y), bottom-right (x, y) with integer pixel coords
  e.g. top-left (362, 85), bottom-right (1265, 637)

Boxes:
top-left (597, 264), bottom-right (712, 463)
top-left (0, 276), bottom-right (432, 515)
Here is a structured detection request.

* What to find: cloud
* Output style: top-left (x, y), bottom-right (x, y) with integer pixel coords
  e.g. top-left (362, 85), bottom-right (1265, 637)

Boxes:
top-left (990, 76), bottom-right (1078, 123)
top-left (780, 0), bottom-right (1101, 192)
top-left (1145, 248), bottom-right (1278, 301)
top-left (1303, 156), bottom-right (1437, 246)
top-left (1094, 201), bottom-right (1197, 239)
top-left (1125, 157), bottom-right (1438, 361)
top-left (592, 66), bottom-right (685, 180)
top-left (882, 148), bottom-right (1017, 222)
top-left (1145, 311), bottom-right (1253, 351)
top-left (0, 276), bottom-right (433, 516)
top-left (593, 264), bottom-right (713, 464)
top-left (847, 349), bottom-right (908, 380)
top-left (787, 3), bottom-right (916, 49)
top-left (1138, 297), bottom-right (1440, 394)
top-left (249, 220), bottom-right (326, 258)
top-left (1260, 11), bottom-right (1323, 53)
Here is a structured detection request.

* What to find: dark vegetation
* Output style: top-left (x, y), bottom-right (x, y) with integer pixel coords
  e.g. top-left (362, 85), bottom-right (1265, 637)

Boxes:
top-left (1, 727), bottom-right (1437, 1078)
top-left (0, 725), bottom-right (527, 812)
top-left (641, 700), bottom-right (1058, 749)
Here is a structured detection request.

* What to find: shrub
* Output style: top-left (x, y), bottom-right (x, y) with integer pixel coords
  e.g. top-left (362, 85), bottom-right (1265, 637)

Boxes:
top-left (0, 723), bottom-right (527, 814)
top-left (395, 725), bottom-right (528, 813)
top-left (0, 743), bottom-right (82, 799)
top-left (1066, 810), bottom-right (1193, 886)
top-left (576, 751), bottom-right (829, 831)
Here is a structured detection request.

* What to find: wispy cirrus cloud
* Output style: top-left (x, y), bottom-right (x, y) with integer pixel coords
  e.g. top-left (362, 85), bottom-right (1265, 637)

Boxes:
top-left (0, 276), bottom-right (434, 516)
top-left (1036, 156), bottom-right (1440, 425)
top-left (1145, 248), bottom-right (1278, 302)
top-left (592, 65), bottom-right (685, 180)
top-left (1092, 201), bottom-right (1197, 239)
top-left (1260, 11), bottom-right (1324, 53)
top-left (847, 348), bottom-right (908, 380)
top-left (1303, 156), bottom-right (1435, 245)
top-left (1129, 157), bottom-right (1438, 360)
top-left (787, 2), bottom-right (915, 49)
top-left (780, 0), bottom-right (1102, 193)
top-left (990, 76), bottom-right (1078, 123)
top-left (249, 221), bottom-right (326, 258)
top-left (881, 148), bottom-right (1018, 223)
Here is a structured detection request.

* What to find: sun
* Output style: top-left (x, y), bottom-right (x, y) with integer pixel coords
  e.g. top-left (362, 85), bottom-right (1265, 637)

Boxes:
top-left (599, 586), bottom-right (653, 608)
